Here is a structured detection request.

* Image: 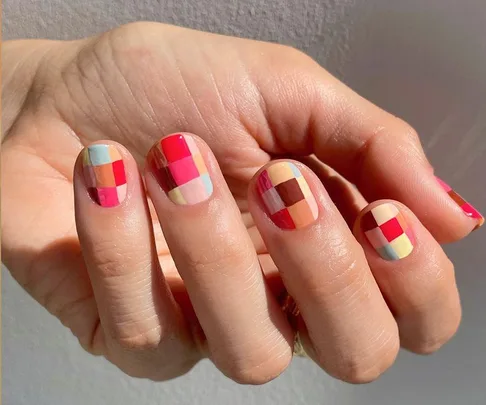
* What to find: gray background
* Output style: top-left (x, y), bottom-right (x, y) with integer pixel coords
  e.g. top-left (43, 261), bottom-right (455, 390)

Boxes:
top-left (3, 0), bottom-right (486, 404)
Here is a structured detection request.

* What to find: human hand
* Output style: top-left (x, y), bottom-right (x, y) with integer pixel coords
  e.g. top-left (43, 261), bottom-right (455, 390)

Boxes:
top-left (2, 22), bottom-right (483, 384)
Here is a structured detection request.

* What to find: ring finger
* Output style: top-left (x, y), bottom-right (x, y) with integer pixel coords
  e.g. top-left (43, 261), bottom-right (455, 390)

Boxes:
top-left (354, 200), bottom-right (461, 354)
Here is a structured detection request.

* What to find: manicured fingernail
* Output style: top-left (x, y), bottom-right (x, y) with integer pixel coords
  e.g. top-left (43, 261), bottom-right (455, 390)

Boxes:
top-left (82, 144), bottom-right (127, 207)
top-left (148, 133), bottom-right (213, 205)
top-left (361, 203), bottom-right (415, 261)
top-left (257, 161), bottom-right (318, 230)
top-left (436, 176), bottom-right (484, 230)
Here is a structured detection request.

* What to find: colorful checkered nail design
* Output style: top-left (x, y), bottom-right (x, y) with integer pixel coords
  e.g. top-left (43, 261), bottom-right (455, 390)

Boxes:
top-left (436, 176), bottom-right (484, 230)
top-left (148, 134), bottom-right (213, 205)
top-left (257, 161), bottom-right (318, 230)
top-left (83, 144), bottom-right (127, 207)
top-left (361, 203), bottom-right (415, 261)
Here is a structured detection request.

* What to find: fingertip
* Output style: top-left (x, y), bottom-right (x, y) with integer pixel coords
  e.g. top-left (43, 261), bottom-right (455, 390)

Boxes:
top-left (75, 141), bottom-right (132, 208)
top-left (434, 175), bottom-right (484, 240)
top-left (354, 200), bottom-right (416, 262)
top-left (145, 132), bottom-right (216, 206)
top-left (248, 159), bottom-right (322, 231)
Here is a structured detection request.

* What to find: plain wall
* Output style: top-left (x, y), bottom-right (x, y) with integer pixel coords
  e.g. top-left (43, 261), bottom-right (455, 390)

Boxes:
top-left (3, 1), bottom-right (486, 404)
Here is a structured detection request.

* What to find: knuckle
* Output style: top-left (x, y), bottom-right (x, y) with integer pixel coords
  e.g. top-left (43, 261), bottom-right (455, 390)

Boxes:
top-left (88, 239), bottom-right (151, 279)
top-left (410, 314), bottom-right (461, 355)
top-left (317, 333), bottom-right (399, 384)
top-left (400, 256), bottom-right (461, 355)
top-left (392, 119), bottom-right (429, 163)
top-left (302, 239), bottom-right (365, 301)
top-left (103, 21), bottom-right (172, 62)
top-left (337, 349), bottom-right (397, 384)
top-left (218, 352), bottom-right (291, 385)
top-left (111, 325), bottom-right (163, 352)
top-left (182, 232), bottom-right (255, 277)
top-left (75, 21), bottom-right (158, 93)
top-left (395, 118), bottom-right (420, 143)
top-left (276, 44), bottom-right (314, 64)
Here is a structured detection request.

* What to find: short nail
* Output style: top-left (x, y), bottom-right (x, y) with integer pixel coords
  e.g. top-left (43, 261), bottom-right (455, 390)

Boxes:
top-left (257, 161), bottom-right (318, 230)
top-left (148, 133), bottom-right (213, 205)
top-left (436, 176), bottom-right (484, 230)
top-left (83, 144), bottom-right (127, 207)
top-left (361, 202), bottom-right (415, 261)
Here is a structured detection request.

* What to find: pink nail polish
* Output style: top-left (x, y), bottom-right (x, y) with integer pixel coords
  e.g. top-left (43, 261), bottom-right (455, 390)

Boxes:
top-left (147, 134), bottom-right (213, 205)
top-left (83, 144), bottom-right (127, 207)
top-left (436, 176), bottom-right (484, 230)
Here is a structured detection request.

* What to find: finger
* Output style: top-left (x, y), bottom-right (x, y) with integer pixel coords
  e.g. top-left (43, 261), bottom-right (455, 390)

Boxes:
top-left (354, 200), bottom-right (461, 354)
top-left (243, 48), bottom-right (484, 241)
top-left (248, 160), bottom-right (399, 383)
top-left (74, 142), bottom-right (197, 379)
top-left (298, 156), bottom-right (367, 228)
top-left (144, 133), bottom-right (293, 384)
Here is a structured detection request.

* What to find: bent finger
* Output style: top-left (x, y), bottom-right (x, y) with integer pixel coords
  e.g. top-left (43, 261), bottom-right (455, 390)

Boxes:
top-left (145, 133), bottom-right (293, 384)
top-left (248, 160), bottom-right (399, 383)
top-left (354, 200), bottom-right (461, 354)
top-left (74, 141), bottom-right (197, 379)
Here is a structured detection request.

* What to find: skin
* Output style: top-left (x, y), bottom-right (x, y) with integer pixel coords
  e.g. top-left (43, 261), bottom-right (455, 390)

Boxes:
top-left (1, 22), bottom-right (477, 384)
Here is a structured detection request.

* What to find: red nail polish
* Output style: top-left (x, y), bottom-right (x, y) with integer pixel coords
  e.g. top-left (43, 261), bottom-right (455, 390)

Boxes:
top-left (436, 176), bottom-right (484, 230)
top-left (147, 134), bottom-right (213, 205)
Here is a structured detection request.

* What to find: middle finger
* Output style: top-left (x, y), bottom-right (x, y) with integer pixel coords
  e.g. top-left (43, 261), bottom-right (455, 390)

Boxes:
top-left (145, 133), bottom-right (293, 384)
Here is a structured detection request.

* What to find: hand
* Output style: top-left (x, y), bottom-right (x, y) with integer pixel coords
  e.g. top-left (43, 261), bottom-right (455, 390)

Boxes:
top-left (2, 22), bottom-right (482, 384)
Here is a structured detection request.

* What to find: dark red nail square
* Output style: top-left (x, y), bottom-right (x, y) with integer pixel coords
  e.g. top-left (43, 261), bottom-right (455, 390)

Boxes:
top-left (275, 178), bottom-right (305, 207)
top-left (87, 187), bottom-right (100, 204)
top-left (160, 134), bottom-right (191, 163)
top-left (154, 167), bottom-right (177, 192)
top-left (361, 210), bottom-right (378, 232)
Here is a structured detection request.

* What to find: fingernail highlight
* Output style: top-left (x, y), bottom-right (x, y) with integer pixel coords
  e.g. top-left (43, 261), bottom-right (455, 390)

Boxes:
top-left (361, 203), bottom-right (415, 261)
top-left (257, 161), bottom-right (318, 229)
top-left (83, 144), bottom-right (127, 207)
top-left (436, 176), bottom-right (484, 230)
top-left (148, 133), bottom-right (213, 205)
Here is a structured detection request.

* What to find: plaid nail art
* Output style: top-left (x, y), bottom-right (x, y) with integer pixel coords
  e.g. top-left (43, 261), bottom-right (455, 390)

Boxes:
top-left (361, 203), bottom-right (415, 261)
top-left (148, 134), bottom-right (213, 205)
top-left (83, 144), bottom-right (127, 207)
top-left (257, 161), bottom-right (318, 229)
top-left (436, 177), bottom-right (484, 230)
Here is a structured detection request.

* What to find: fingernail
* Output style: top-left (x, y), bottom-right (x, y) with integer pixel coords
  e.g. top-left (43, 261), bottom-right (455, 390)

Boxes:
top-left (148, 133), bottom-right (213, 205)
top-left (82, 144), bottom-right (127, 207)
top-left (257, 161), bottom-right (318, 230)
top-left (436, 176), bottom-right (484, 230)
top-left (361, 202), bottom-right (415, 261)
